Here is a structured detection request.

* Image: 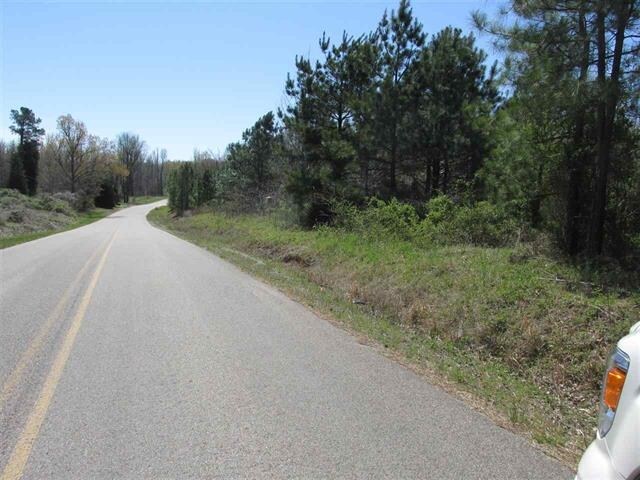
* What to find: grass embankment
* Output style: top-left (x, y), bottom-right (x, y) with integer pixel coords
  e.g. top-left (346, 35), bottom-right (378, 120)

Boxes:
top-left (0, 189), bottom-right (112, 249)
top-left (149, 206), bottom-right (639, 464)
top-left (0, 209), bottom-right (112, 249)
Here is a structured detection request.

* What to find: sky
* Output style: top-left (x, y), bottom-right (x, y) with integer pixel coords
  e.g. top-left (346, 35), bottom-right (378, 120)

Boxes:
top-left (1, 0), bottom-right (502, 160)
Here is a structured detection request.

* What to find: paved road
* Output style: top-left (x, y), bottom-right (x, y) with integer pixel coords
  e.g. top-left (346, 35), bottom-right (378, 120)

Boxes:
top-left (0, 201), bottom-right (572, 479)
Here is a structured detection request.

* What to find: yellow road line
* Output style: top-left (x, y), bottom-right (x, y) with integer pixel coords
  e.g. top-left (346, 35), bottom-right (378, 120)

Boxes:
top-left (0, 236), bottom-right (110, 414)
top-left (1, 230), bottom-right (118, 480)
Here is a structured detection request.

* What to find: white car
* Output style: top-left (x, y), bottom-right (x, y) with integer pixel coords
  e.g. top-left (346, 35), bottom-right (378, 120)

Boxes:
top-left (576, 321), bottom-right (640, 480)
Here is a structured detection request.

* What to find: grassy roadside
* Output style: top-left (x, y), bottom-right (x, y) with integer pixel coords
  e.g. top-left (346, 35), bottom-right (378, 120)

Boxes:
top-left (0, 208), bottom-right (113, 249)
top-left (149, 206), bottom-right (639, 466)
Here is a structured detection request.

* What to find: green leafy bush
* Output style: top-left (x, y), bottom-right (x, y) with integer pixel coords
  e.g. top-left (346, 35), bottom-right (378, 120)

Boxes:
top-left (419, 197), bottom-right (520, 247)
top-left (333, 198), bottom-right (419, 241)
top-left (333, 195), bottom-right (521, 247)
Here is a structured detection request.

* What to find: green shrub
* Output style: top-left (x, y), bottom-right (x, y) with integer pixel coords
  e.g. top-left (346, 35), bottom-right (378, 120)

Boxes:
top-left (333, 198), bottom-right (419, 241)
top-left (37, 194), bottom-right (76, 215)
top-left (419, 197), bottom-right (520, 247)
top-left (422, 195), bottom-right (456, 225)
top-left (334, 195), bottom-right (521, 248)
top-left (74, 190), bottom-right (96, 212)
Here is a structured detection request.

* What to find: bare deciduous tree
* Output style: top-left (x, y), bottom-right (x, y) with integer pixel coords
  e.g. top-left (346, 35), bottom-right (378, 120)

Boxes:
top-left (0, 140), bottom-right (17, 188)
top-left (117, 132), bottom-right (145, 202)
top-left (54, 115), bottom-right (94, 193)
top-left (52, 115), bottom-right (110, 206)
top-left (39, 135), bottom-right (65, 193)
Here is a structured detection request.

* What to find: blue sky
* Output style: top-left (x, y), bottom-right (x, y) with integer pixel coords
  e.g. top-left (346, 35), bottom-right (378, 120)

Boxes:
top-left (1, 1), bottom-right (501, 160)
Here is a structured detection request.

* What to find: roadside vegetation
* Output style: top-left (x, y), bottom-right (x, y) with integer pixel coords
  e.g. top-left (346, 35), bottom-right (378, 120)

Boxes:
top-left (151, 201), bottom-right (638, 463)
top-left (154, 0), bottom-right (640, 464)
top-left (0, 189), bottom-right (111, 248)
top-left (1, 0), bottom-right (637, 464)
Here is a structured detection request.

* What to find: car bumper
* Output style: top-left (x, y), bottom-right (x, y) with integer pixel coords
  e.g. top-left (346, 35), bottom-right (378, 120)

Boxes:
top-left (576, 438), bottom-right (624, 480)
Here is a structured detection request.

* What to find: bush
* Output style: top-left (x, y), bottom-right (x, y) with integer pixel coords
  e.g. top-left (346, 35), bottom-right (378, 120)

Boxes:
top-left (74, 190), bottom-right (96, 212)
top-left (420, 195), bottom-right (456, 225)
top-left (37, 193), bottom-right (76, 215)
top-left (94, 181), bottom-right (119, 209)
top-left (50, 191), bottom-right (76, 203)
top-left (333, 195), bottom-right (522, 248)
top-left (7, 209), bottom-right (25, 223)
top-left (333, 198), bottom-right (419, 241)
top-left (419, 198), bottom-right (520, 247)
top-left (0, 189), bottom-right (78, 217)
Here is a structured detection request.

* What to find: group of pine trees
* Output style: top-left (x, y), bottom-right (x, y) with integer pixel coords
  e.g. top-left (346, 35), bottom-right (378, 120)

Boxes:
top-left (477, 0), bottom-right (640, 257)
top-left (0, 109), bottom-right (166, 208)
top-left (170, 0), bottom-right (639, 264)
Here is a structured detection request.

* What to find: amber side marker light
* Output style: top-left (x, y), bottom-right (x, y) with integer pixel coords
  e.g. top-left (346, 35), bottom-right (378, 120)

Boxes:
top-left (598, 348), bottom-right (630, 437)
top-left (603, 366), bottom-right (627, 410)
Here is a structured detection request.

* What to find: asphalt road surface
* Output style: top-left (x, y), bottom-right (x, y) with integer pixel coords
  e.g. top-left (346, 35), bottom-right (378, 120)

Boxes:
top-left (0, 201), bottom-right (573, 479)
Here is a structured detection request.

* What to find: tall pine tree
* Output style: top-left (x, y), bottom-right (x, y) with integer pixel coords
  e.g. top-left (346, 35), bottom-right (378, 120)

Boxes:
top-left (9, 107), bottom-right (45, 195)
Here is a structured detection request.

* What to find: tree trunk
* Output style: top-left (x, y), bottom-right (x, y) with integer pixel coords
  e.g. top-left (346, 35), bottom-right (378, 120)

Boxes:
top-left (587, 2), bottom-right (629, 255)
top-left (431, 155), bottom-right (440, 195)
top-left (530, 159), bottom-right (546, 228)
top-left (443, 154), bottom-right (449, 195)
top-left (389, 133), bottom-right (398, 196)
top-left (565, 10), bottom-right (589, 256)
top-left (425, 155), bottom-right (432, 200)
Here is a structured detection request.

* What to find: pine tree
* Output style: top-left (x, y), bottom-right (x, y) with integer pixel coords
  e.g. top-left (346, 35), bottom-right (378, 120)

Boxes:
top-left (9, 107), bottom-right (45, 195)
top-left (8, 149), bottom-right (26, 193)
top-left (196, 169), bottom-right (216, 206)
top-left (372, 0), bottom-right (426, 197)
top-left (177, 162), bottom-right (194, 215)
top-left (416, 27), bottom-right (497, 199)
top-left (476, 0), bottom-right (640, 256)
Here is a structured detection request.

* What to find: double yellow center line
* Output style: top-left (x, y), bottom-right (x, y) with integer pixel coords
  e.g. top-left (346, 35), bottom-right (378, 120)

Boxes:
top-left (1, 230), bottom-right (118, 480)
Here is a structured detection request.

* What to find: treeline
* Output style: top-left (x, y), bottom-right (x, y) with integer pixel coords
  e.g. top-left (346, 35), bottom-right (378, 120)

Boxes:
top-left (0, 109), bottom-right (167, 209)
top-left (175, 0), bottom-right (636, 264)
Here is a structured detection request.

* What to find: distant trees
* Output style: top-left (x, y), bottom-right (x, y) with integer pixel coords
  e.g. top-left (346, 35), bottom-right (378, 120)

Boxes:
top-left (40, 129), bottom-right (113, 199)
top-left (117, 133), bottom-right (145, 203)
top-left (135, 148), bottom-right (166, 197)
top-left (39, 135), bottom-right (64, 193)
top-left (9, 107), bottom-right (45, 195)
top-left (52, 115), bottom-right (102, 196)
top-left (168, 162), bottom-right (195, 215)
top-left (0, 141), bottom-right (16, 188)
top-left (8, 147), bottom-right (26, 194)
top-left (2, 107), bottom-right (167, 207)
